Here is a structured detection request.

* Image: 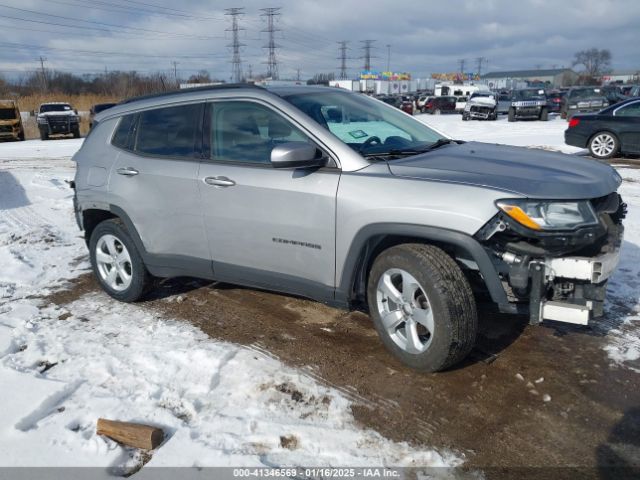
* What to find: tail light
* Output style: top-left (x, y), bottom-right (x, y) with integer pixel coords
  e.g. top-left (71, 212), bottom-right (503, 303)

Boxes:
top-left (568, 118), bottom-right (580, 128)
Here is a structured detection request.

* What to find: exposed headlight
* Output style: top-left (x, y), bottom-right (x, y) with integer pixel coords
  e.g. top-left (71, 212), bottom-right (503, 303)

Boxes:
top-left (37, 117), bottom-right (47, 123)
top-left (70, 116), bottom-right (79, 122)
top-left (496, 199), bottom-right (599, 231)
top-left (569, 105), bottom-right (577, 109)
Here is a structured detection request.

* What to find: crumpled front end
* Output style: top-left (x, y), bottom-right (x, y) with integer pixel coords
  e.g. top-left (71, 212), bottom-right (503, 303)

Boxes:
top-left (475, 192), bottom-right (626, 325)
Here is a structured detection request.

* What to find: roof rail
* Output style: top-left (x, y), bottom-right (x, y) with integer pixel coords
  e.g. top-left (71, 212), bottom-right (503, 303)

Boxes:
top-left (119, 83), bottom-right (262, 105)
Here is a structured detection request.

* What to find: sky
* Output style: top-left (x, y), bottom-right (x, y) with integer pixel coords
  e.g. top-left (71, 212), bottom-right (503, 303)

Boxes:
top-left (0, 0), bottom-right (638, 81)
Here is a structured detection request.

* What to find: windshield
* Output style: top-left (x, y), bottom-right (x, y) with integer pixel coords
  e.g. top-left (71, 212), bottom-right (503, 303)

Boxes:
top-left (40, 104), bottom-right (72, 113)
top-left (515, 90), bottom-right (545, 100)
top-left (569, 88), bottom-right (604, 100)
top-left (0, 108), bottom-right (17, 120)
top-left (282, 91), bottom-right (444, 156)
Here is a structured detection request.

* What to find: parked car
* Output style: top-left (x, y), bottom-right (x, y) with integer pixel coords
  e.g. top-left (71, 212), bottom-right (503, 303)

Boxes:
top-left (90, 102), bottom-right (117, 128)
top-left (421, 96), bottom-right (456, 114)
top-left (400, 99), bottom-right (415, 115)
top-left (417, 95), bottom-right (433, 110)
top-left (561, 87), bottom-right (608, 120)
top-left (545, 90), bottom-right (565, 113)
top-left (37, 102), bottom-right (80, 140)
top-left (74, 85), bottom-right (626, 372)
top-left (565, 97), bottom-right (640, 159)
top-left (378, 95), bottom-right (402, 109)
top-left (496, 93), bottom-right (512, 115)
top-left (508, 89), bottom-right (549, 121)
top-left (462, 92), bottom-right (497, 120)
top-left (621, 85), bottom-right (640, 97)
top-left (455, 96), bottom-right (468, 113)
top-left (0, 99), bottom-right (25, 141)
top-left (601, 85), bottom-right (627, 106)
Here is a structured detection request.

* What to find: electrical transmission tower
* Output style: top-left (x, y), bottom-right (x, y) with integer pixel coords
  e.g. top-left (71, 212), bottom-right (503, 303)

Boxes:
top-left (337, 41), bottom-right (349, 79)
top-left (475, 57), bottom-right (487, 77)
top-left (361, 40), bottom-right (375, 71)
top-left (261, 7), bottom-right (281, 80)
top-left (458, 58), bottom-right (466, 75)
top-left (225, 7), bottom-right (245, 83)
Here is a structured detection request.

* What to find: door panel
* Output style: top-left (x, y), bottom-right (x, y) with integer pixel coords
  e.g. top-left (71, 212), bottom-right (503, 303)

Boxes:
top-left (198, 101), bottom-right (340, 299)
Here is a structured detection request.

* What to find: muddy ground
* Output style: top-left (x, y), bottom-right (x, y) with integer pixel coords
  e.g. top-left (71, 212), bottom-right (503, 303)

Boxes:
top-left (46, 274), bottom-right (640, 479)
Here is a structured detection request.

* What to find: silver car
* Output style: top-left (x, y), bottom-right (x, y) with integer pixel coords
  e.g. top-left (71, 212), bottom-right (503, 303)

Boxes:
top-left (73, 85), bottom-right (625, 372)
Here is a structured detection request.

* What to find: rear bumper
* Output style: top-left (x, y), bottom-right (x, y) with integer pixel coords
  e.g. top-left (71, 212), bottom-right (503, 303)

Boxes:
top-left (564, 130), bottom-right (589, 148)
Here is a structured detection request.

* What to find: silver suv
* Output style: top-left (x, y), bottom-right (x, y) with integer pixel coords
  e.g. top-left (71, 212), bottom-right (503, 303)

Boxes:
top-left (73, 85), bottom-right (626, 372)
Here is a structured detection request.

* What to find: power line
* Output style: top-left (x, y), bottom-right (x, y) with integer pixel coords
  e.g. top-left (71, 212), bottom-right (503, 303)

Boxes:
top-left (225, 7), bottom-right (245, 83)
top-left (0, 3), bottom-right (222, 39)
top-left (261, 7), bottom-right (281, 80)
top-left (360, 40), bottom-right (375, 71)
top-left (337, 41), bottom-right (349, 80)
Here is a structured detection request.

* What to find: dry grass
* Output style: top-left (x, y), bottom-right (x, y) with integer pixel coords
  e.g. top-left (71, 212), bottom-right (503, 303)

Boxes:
top-left (15, 93), bottom-right (121, 113)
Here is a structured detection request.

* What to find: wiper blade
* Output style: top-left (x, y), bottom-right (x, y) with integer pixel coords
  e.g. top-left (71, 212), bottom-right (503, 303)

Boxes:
top-left (423, 138), bottom-right (456, 151)
top-left (362, 148), bottom-right (423, 158)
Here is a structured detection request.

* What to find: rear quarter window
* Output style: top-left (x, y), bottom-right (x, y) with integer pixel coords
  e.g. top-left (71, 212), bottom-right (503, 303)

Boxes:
top-left (111, 114), bottom-right (136, 150)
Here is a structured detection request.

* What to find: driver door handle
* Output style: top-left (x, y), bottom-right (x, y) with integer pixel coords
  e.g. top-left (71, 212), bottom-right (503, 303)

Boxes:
top-left (204, 176), bottom-right (236, 187)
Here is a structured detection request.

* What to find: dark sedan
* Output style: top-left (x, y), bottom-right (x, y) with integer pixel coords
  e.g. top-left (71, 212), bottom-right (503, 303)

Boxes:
top-left (565, 97), bottom-right (640, 159)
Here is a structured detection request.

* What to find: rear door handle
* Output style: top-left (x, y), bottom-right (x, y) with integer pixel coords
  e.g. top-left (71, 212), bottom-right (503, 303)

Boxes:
top-left (204, 176), bottom-right (236, 187)
top-left (117, 167), bottom-right (139, 176)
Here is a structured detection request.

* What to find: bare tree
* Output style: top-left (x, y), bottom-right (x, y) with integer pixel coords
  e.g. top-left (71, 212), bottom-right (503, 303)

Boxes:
top-left (572, 48), bottom-right (612, 78)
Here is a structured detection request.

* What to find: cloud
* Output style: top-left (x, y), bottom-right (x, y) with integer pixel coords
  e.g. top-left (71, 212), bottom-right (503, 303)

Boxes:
top-left (0, 0), bottom-right (638, 80)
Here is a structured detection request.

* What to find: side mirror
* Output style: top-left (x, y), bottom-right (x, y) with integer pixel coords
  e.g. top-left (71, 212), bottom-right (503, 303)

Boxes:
top-left (271, 142), bottom-right (326, 169)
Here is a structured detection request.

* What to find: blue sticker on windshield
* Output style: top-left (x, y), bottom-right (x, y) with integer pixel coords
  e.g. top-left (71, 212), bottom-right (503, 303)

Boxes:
top-left (349, 130), bottom-right (368, 139)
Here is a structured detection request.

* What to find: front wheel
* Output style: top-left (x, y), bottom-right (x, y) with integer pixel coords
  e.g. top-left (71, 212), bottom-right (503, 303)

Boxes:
top-left (508, 108), bottom-right (516, 122)
top-left (540, 107), bottom-right (549, 121)
top-left (39, 129), bottom-right (49, 141)
top-left (367, 244), bottom-right (478, 372)
top-left (89, 219), bottom-right (152, 302)
top-left (589, 132), bottom-right (619, 159)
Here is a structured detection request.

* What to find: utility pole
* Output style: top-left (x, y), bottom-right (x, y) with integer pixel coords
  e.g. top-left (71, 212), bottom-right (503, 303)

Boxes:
top-left (261, 7), bottom-right (281, 80)
top-left (247, 63), bottom-right (253, 80)
top-left (475, 57), bottom-right (487, 77)
top-left (39, 56), bottom-right (48, 92)
top-left (361, 40), bottom-right (375, 71)
top-left (337, 40), bottom-right (349, 80)
top-left (458, 58), bottom-right (466, 75)
top-left (225, 7), bottom-right (245, 83)
top-left (171, 61), bottom-right (179, 84)
top-left (296, 68), bottom-right (301, 81)
top-left (386, 44), bottom-right (391, 72)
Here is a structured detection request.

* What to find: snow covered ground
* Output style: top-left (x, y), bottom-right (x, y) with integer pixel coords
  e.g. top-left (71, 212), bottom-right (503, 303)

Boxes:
top-left (0, 142), bottom-right (459, 472)
top-left (1, 115), bottom-right (639, 472)
top-left (417, 113), bottom-right (583, 154)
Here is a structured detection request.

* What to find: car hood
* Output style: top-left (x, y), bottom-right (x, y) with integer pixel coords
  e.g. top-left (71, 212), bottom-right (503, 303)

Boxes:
top-left (467, 97), bottom-right (496, 107)
top-left (387, 142), bottom-right (621, 199)
top-left (38, 111), bottom-right (77, 117)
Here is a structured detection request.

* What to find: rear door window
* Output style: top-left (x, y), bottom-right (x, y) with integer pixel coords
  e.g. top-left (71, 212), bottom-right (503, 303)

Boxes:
top-left (134, 103), bottom-right (203, 158)
top-left (615, 102), bottom-right (640, 117)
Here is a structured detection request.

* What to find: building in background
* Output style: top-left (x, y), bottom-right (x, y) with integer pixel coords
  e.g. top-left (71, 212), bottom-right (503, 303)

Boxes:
top-left (482, 68), bottom-right (578, 89)
top-left (601, 69), bottom-right (640, 84)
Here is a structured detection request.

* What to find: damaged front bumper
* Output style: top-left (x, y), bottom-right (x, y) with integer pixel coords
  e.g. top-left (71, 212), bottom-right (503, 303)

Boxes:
top-left (477, 194), bottom-right (626, 326)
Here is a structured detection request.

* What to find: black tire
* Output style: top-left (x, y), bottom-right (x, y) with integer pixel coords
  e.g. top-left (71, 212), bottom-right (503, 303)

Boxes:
top-left (462, 113), bottom-right (469, 121)
top-left (18, 130), bottom-right (25, 141)
top-left (367, 244), bottom-right (478, 372)
top-left (39, 129), bottom-right (49, 141)
top-left (89, 219), bottom-right (152, 302)
top-left (72, 127), bottom-right (81, 139)
top-left (508, 108), bottom-right (516, 122)
top-left (588, 131), bottom-right (620, 160)
top-left (540, 107), bottom-right (549, 121)
top-left (490, 111), bottom-right (498, 121)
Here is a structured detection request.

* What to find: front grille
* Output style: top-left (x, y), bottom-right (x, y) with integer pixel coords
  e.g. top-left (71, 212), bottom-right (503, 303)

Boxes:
top-left (0, 125), bottom-right (12, 133)
top-left (470, 106), bottom-right (492, 114)
top-left (47, 115), bottom-right (70, 126)
top-left (516, 107), bottom-right (539, 115)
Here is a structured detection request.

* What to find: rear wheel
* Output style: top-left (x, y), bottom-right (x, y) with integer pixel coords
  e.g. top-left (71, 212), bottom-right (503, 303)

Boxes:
top-left (367, 244), bottom-right (477, 372)
top-left (508, 108), bottom-right (516, 122)
top-left (588, 132), bottom-right (619, 159)
top-left (89, 219), bottom-right (152, 302)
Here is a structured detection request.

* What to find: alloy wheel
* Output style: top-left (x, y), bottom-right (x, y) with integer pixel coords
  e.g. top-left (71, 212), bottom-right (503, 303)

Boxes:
top-left (95, 234), bottom-right (133, 291)
top-left (375, 268), bottom-right (435, 354)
